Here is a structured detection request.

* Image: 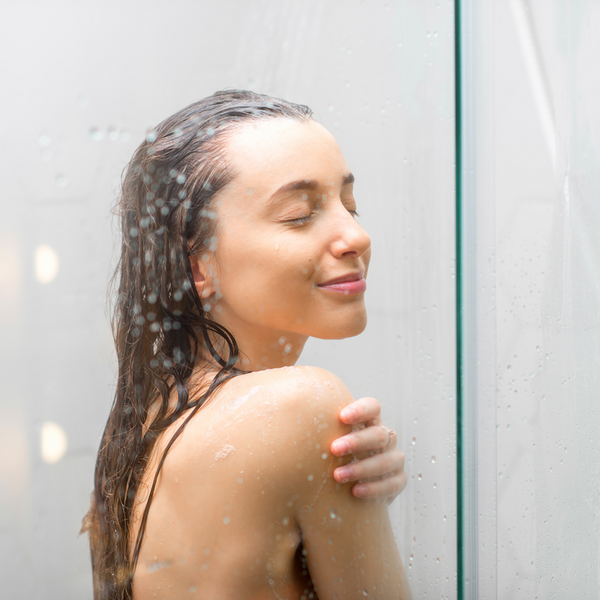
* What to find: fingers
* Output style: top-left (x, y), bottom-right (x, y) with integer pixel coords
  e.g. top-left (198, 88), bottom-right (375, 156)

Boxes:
top-left (351, 469), bottom-right (408, 500)
top-left (334, 448), bottom-right (405, 484)
top-left (331, 423), bottom-right (396, 457)
top-left (339, 397), bottom-right (381, 425)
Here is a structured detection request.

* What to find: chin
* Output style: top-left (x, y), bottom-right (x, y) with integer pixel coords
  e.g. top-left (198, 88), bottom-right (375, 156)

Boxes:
top-left (315, 313), bottom-right (368, 340)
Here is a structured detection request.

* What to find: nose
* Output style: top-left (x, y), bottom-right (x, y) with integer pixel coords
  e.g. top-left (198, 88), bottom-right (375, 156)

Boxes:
top-left (328, 203), bottom-right (371, 259)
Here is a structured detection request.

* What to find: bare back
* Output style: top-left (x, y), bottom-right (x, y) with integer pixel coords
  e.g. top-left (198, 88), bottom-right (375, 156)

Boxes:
top-left (131, 366), bottom-right (409, 600)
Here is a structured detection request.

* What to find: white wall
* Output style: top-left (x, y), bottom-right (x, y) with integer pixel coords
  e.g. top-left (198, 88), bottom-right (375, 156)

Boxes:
top-left (0, 1), bottom-right (457, 598)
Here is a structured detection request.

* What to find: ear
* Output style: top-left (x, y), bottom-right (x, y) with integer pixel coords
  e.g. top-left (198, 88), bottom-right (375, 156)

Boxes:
top-left (188, 250), bottom-right (216, 300)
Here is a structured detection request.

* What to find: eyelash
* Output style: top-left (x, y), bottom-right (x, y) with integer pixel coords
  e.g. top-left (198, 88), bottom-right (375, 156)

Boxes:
top-left (287, 209), bottom-right (359, 226)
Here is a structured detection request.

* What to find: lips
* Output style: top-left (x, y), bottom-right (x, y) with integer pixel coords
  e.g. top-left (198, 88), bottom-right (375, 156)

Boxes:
top-left (318, 271), bottom-right (364, 286)
top-left (317, 271), bottom-right (367, 294)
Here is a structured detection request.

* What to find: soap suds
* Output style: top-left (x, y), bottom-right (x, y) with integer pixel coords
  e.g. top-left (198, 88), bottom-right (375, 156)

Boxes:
top-left (215, 444), bottom-right (236, 461)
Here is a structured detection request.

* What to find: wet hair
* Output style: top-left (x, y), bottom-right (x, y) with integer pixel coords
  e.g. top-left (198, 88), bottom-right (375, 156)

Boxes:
top-left (82, 90), bottom-right (313, 600)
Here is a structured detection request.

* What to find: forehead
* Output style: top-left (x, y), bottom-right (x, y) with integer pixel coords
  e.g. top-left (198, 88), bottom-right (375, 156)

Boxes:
top-left (222, 118), bottom-right (350, 193)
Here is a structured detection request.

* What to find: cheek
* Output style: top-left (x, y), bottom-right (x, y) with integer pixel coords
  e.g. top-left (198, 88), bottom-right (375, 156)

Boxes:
top-left (216, 235), bottom-right (316, 307)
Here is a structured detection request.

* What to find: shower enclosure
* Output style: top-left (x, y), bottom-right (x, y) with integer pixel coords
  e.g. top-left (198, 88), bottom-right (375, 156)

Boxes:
top-left (0, 1), bottom-right (597, 598)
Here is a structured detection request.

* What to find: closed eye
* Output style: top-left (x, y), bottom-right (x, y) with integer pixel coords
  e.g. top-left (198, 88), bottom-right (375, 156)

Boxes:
top-left (287, 214), bottom-right (314, 226)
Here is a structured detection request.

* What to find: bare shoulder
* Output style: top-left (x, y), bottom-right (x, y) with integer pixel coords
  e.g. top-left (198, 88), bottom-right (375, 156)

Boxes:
top-left (199, 366), bottom-right (354, 428)
top-left (165, 365), bottom-right (354, 470)
top-left (214, 365), bottom-right (352, 442)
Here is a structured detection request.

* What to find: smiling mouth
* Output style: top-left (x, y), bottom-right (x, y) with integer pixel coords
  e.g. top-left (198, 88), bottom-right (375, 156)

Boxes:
top-left (317, 270), bottom-right (365, 287)
top-left (316, 271), bottom-right (366, 294)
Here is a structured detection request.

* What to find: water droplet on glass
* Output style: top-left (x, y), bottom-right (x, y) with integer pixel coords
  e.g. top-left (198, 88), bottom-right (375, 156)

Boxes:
top-left (39, 134), bottom-right (51, 147)
top-left (431, 456), bottom-right (436, 463)
top-left (89, 127), bottom-right (103, 141)
top-left (120, 129), bottom-right (130, 142)
top-left (108, 127), bottom-right (119, 141)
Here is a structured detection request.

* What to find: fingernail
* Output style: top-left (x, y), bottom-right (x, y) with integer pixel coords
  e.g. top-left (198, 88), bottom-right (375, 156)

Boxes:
top-left (331, 440), bottom-right (350, 455)
top-left (340, 407), bottom-right (357, 421)
top-left (353, 485), bottom-right (368, 497)
top-left (335, 467), bottom-right (353, 482)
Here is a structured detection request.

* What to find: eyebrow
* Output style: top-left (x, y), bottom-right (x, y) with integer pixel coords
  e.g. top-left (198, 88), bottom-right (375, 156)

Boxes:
top-left (270, 172), bottom-right (355, 199)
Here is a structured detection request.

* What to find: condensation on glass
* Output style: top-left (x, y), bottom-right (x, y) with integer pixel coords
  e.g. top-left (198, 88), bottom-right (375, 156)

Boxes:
top-left (0, 1), bottom-right (456, 598)
top-left (459, 0), bottom-right (600, 598)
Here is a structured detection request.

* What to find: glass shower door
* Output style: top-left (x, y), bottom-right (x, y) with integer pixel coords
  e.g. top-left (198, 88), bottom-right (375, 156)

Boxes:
top-left (457, 0), bottom-right (600, 597)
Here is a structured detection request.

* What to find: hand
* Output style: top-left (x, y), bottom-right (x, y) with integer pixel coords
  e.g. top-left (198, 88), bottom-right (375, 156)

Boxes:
top-left (330, 397), bottom-right (407, 504)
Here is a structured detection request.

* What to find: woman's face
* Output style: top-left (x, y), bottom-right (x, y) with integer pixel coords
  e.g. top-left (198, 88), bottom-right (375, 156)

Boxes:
top-left (199, 118), bottom-right (371, 362)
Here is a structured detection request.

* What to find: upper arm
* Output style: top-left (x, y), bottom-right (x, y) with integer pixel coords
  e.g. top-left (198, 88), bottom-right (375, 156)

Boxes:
top-left (281, 367), bottom-right (410, 600)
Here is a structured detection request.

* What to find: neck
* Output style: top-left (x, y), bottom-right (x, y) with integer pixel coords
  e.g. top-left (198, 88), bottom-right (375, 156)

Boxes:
top-left (200, 315), bottom-right (308, 372)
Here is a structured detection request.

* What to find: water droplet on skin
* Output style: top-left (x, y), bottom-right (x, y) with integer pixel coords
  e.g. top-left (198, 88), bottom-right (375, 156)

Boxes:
top-left (322, 453), bottom-right (327, 459)
top-left (284, 343), bottom-right (292, 353)
top-left (237, 477), bottom-right (243, 484)
top-left (282, 517), bottom-right (289, 526)
top-left (308, 475), bottom-right (313, 481)
top-left (330, 509), bottom-right (336, 519)
top-left (89, 127), bottom-right (103, 141)
top-left (223, 517), bottom-right (229, 524)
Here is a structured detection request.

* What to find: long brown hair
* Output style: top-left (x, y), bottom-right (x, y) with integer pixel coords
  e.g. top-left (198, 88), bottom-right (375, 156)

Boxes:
top-left (83, 90), bottom-right (313, 599)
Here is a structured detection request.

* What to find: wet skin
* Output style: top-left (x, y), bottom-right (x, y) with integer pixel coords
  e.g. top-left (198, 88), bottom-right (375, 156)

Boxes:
top-left (131, 119), bottom-right (411, 599)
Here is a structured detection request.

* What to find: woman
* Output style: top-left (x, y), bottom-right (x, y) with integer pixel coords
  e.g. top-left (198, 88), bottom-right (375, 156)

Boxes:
top-left (84, 90), bottom-right (411, 599)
